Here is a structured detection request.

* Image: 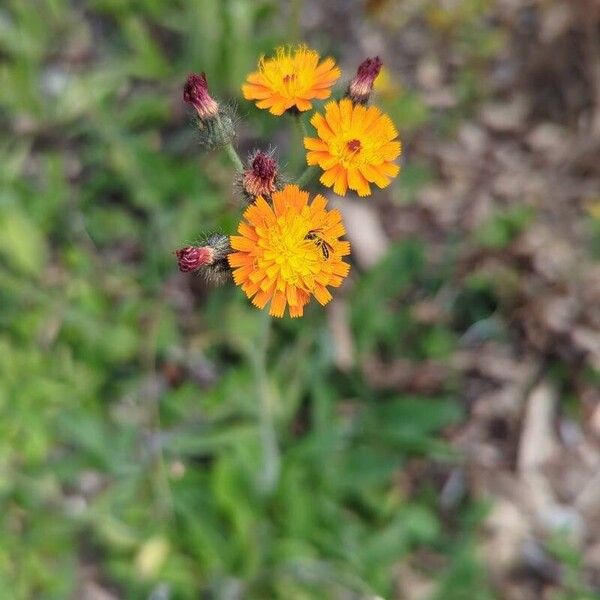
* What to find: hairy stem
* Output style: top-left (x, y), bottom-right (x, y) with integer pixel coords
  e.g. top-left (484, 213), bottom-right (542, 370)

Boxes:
top-left (223, 142), bottom-right (244, 172)
top-left (293, 113), bottom-right (316, 187)
top-left (297, 165), bottom-right (317, 187)
top-left (296, 112), bottom-right (310, 138)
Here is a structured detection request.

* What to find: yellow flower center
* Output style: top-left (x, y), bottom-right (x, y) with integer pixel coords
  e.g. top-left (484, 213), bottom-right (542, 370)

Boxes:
top-left (280, 72), bottom-right (300, 96)
top-left (258, 47), bottom-right (320, 99)
top-left (229, 186), bottom-right (350, 318)
top-left (260, 214), bottom-right (324, 289)
top-left (331, 136), bottom-right (369, 168)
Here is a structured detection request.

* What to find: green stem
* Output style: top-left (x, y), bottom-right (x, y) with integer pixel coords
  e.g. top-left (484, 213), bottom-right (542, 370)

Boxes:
top-left (293, 113), bottom-right (316, 187)
top-left (223, 142), bottom-right (244, 172)
top-left (250, 310), bottom-right (280, 494)
top-left (296, 113), bottom-right (310, 138)
top-left (297, 165), bottom-right (317, 187)
top-left (141, 307), bottom-right (173, 520)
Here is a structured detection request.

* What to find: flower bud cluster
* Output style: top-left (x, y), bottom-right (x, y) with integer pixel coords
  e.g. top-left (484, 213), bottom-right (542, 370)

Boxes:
top-left (176, 51), bottom-right (399, 318)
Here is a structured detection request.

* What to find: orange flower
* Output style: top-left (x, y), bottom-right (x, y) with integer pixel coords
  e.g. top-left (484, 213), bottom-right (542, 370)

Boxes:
top-left (242, 45), bottom-right (341, 116)
top-left (304, 98), bottom-right (401, 197)
top-left (228, 185), bottom-right (350, 318)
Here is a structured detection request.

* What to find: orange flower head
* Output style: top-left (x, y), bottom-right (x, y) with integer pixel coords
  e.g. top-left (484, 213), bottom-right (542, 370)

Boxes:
top-left (304, 98), bottom-right (401, 197)
top-left (228, 185), bottom-right (351, 318)
top-left (242, 45), bottom-right (341, 116)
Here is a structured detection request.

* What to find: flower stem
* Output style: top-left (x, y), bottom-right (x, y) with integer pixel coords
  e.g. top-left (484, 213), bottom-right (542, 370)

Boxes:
top-left (223, 142), bottom-right (244, 172)
top-left (296, 113), bottom-right (310, 138)
top-left (293, 113), bottom-right (315, 187)
top-left (297, 165), bottom-right (317, 187)
top-left (250, 310), bottom-right (280, 494)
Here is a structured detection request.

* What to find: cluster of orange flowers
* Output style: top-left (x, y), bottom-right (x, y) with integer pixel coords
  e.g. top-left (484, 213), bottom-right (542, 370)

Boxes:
top-left (177, 45), bottom-right (402, 318)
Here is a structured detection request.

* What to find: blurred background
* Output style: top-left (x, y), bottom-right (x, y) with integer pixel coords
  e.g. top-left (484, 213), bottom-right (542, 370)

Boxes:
top-left (1, 0), bottom-right (599, 598)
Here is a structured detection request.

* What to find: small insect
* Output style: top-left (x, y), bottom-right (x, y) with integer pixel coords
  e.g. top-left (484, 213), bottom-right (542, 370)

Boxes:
top-left (305, 229), bottom-right (333, 260)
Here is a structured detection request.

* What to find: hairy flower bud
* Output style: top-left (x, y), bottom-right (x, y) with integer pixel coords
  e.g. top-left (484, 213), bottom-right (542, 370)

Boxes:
top-left (240, 150), bottom-right (280, 202)
top-left (175, 235), bottom-right (231, 284)
top-left (183, 73), bottom-right (219, 120)
top-left (175, 245), bottom-right (215, 272)
top-left (346, 57), bottom-right (382, 105)
top-left (182, 72), bottom-right (236, 150)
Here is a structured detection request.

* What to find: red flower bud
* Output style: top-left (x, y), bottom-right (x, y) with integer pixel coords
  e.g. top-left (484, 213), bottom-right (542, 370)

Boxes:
top-left (346, 57), bottom-right (382, 105)
top-left (241, 150), bottom-right (279, 201)
top-left (175, 245), bottom-right (215, 272)
top-left (175, 235), bottom-right (231, 285)
top-left (183, 73), bottom-right (219, 120)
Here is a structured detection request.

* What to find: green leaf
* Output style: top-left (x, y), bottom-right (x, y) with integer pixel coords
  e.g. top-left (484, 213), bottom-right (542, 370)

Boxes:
top-left (0, 205), bottom-right (47, 276)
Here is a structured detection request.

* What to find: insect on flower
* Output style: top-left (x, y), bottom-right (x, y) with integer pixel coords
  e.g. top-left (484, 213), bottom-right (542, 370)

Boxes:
top-left (304, 229), bottom-right (333, 260)
top-left (177, 50), bottom-right (404, 317)
top-left (228, 185), bottom-right (350, 318)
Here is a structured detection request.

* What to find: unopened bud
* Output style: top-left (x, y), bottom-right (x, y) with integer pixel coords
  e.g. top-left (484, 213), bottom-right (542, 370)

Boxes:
top-left (175, 245), bottom-right (215, 272)
top-left (346, 57), bottom-right (382, 105)
top-left (183, 73), bottom-right (219, 120)
top-left (241, 150), bottom-right (280, 202)
top-left (175, 235), bottom-right (231, 285)
top-left (182, 72), bottom-right (236, 150)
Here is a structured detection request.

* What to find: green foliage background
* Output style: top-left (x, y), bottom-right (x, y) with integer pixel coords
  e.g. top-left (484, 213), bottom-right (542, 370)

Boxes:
top-left (1, 1), bottom-right (594, 599)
